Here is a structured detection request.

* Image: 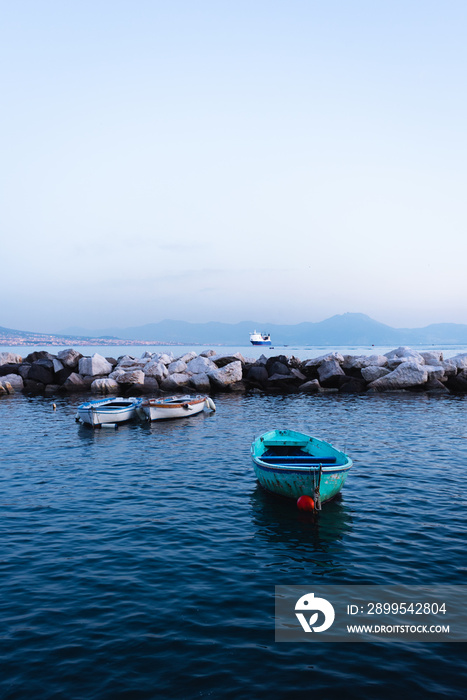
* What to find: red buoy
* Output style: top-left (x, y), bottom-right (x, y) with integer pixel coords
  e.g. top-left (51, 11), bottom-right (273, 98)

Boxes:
top-left (297, 495), bottom-right (315, 511)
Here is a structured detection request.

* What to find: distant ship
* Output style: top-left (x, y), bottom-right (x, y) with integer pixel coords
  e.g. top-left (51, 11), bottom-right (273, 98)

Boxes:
top-left (250, 330), bottom-right (272, 346)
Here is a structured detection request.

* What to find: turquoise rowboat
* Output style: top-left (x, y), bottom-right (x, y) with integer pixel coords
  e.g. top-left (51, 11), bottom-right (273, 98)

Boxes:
top-left (251, 429), bottom-right (352, 508)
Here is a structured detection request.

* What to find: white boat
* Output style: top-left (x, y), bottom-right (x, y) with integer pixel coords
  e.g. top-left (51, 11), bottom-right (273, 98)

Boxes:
top-left (139, 395), bottom-right (216, 421)
top-left (76, 397), bottom-right (143, 426)
top-left (250, 330), bottom-right (271, 346)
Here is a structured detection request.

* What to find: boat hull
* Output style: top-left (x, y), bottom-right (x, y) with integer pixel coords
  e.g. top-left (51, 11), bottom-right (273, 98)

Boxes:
top-left (140, 396), bottom-right (212, 421)
top-left (76, 398), bottom-right (141, 426)
top-left (251, 429), bottom-right (352, 503)
top-left (250, 340), bottom-right (272, 346)
top-left (252, 460), bottom-right (351, 502)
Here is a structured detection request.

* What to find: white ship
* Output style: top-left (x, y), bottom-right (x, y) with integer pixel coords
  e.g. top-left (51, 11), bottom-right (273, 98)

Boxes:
top-left (249, 330), bottom-right (272, 346)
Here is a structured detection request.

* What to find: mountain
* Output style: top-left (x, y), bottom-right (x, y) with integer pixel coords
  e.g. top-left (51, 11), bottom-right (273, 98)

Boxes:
top-left (58, 314), bottom-right (467, 346)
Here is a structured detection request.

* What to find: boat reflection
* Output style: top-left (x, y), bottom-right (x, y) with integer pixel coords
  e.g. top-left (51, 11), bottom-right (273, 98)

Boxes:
top-left (249, 484), bottom-right (353, 553)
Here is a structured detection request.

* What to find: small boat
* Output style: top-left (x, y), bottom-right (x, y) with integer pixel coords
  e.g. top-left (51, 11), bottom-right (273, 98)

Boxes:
top-left (251, 429), bottom-right (352, 508)
top-left (250, 330), bottom-right (271, 346)
top-left (76, 397), bottom-right (143, 427)
top-left (139, 395), bottom-right (216, 421)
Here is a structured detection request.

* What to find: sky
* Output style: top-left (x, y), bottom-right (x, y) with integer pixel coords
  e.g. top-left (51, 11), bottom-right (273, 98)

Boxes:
top-left (1, 0), bottom-right (466, 333)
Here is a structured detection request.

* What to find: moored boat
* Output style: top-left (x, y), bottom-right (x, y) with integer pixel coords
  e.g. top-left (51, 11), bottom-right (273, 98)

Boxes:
top-left (251, 429), bottom-right (352, 508)
top-left (250, 330), bottom-right (271, 346)
top-left (139, 395), bottom-right (216, 421)
top-left (76, 397), bottom-right (143, 427)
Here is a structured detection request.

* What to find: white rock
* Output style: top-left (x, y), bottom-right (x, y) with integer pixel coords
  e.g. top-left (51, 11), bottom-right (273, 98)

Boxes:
top-left (207, 361), bottom-right (242, 387)
top-left (369, 361), bottom-right (428, 391)
top-left (0, 352), bottom-right (22, 365)
top-left (168, 360), bottom-right (187, 374)
top-left (384, 347), bottom-right (425, 363)
top-left (420, 351), bottom-right (443, 365)
top-left (449, 353), bottom-right (467, 370)
top-left (189, 373), bottom-right (211, 392)
top-left (57, 348), bottom-right (81, 367)
top-left (143, 361), bottom-right (168, 381)
top-left (91, 378), bottom-right (119, 394)
top-left (52, 358), bottom-right (64, 373)
top-left (0, 374), bottom-right (23, 391)
top-left (361, 366), bottom-right (391, 382)
top-left (79, 353), bottom-right (113, 377)
top-left (200, 349), bottom-right (216, 357)
top-left (186, 355), bottom-right (217, 374)
top-left (109, 368), bottom-right (126, 380)
top-left (176, 351), bottom-right (197, 363)
top-left (141, 351), bottom-right (155, 360)
top-left (424, 365), bottom-right (446, 381)
top-left (318, 359), bottom-right (345, 384)
top-left (158, 353), bottom-right (174, 365)
top-left (304, 352), bottom-right (344, 368)
top-left (343, 354), bottom-right (388, 369)
top-left (160, 373), bottom-right (192, 390)
top-left (116, 369), bottom-right (145, 385)
top-left (440, 360), bottom-right (458, 377)
top-left (299, 379), bottom-right (322, 393)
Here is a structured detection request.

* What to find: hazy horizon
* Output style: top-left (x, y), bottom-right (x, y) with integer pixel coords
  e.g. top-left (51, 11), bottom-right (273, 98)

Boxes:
top-left (2, 1), bottom-right (466, 333)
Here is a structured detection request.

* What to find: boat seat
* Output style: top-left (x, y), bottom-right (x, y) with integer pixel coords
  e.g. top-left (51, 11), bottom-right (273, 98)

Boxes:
top-left (260, 456), bottom-right (337, 464)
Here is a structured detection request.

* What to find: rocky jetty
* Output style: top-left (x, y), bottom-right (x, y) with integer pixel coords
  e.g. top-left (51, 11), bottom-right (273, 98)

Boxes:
top-left (1, 347), bottom-right (467, 397)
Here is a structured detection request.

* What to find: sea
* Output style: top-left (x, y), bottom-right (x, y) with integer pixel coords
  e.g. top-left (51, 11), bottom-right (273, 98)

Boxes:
top-left (1, 344), bottom-right (467, 699)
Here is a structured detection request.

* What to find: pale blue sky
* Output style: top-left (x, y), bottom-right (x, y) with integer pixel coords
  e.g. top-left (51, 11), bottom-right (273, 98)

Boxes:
top-left (1, 0), bottom-right (466, 332)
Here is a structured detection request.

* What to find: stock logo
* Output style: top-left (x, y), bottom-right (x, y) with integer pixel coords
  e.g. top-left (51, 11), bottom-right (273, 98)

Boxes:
top-left (295, 592), bottom-right (335, 633)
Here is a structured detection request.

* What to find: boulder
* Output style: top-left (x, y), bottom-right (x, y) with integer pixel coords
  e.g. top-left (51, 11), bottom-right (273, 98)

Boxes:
top-left (158, 353), bottom-right (174, 365)
top-left (420, 351), bottom-right (443, 365)
top-left (0, 384), bottom-right (8, 396)
top-left (168, 359), bottom-right (188, 374)
top-left (79, 354), bottom-right (113, 377)
top-left (189, 373), bottom-right (211, 392)
top-left (18, 363), bottom-right (31, 379)
top-left (440, 360), bottom-right (458, 377)
top-left (91, 378), bottom-right (119, 394)
top-left (304, 352), bottom-right (344, 368)
top-left (267, 361), bottom-right (290, 377)
top-left (0, 374), bottom-right (23, 391)
top-left (0, 363), bottom-right (20, 376)
top-left (446, 370), bottom-right (467, 393)
top-left (369, 362), bottom-right (428, 391)
top-left (57, 348), bottom-right (82, 368)
top-left (44, 385), bottom-right (60, 395)
top-left (449, 353), bottom-right (467, 371)
top-left (200, 349), bottom-right (217, 358)
top-left (425, 378), bottom-right (450, 394)
top-left (116, 369), bottom-right (145, 386)
top-left (343, 355), bottom-right (388, 370)
top-left (318, 359), bottom-right (346, 388)
top-left (28, 361), bottom-right (54, 385)
top-left (208, 361), bottom-right (242, 388)
top-left (290, 368), bottom-right (306, 382)
top-left (186, 355), bottom-right (217, 374)
top-left (24, 351), bottom-right (55, 363)
top-left (212, 352), bottom-right (246, 368)
top-left (339, 377), bottom-right (367, 393)
top-left (55, 366), bottom-right (73, 385)
top-left (52, 358), bottom-right (64, 373)
top-left (143, 361), bottom-right (168, 381)
top-left (63, 373), bottom-right (86, 392)
top-left (384, 347), bottom-right (425, 370)
top-left (143, 377), bottom-right (160, 393)
top-left (361, 366), bottom-right (391, 383)
top-left (161, 373), bottom-right (192, 391)
top-left (105, 357), bottom-right (118, 368)
top-left (299, 379), bottom-right (321, 393)
top-left (424, 365), bottom-right (446, 381)
top-left (176, 351), bottom-right (198, 364)
top-left (246, 365), bottom-right (269, 385)
top-left (0, 352), bottom-right (22, 366)
top-left (0, 380), bottom-right (14, 394)
top-left (23, 379), bottom-right (45, 394)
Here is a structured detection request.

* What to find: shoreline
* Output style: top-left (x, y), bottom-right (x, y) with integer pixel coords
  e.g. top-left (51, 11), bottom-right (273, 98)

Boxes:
top-left (1, 345), bottom-right (467, 397)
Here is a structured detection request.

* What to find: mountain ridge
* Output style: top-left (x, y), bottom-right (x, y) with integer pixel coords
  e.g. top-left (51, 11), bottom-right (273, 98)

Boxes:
top-left (2, 312), bottom-right (465, 346)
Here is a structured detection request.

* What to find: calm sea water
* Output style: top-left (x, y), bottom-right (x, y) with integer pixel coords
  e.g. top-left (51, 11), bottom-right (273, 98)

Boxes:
top-left (1, 386), bottom-right (467, 699)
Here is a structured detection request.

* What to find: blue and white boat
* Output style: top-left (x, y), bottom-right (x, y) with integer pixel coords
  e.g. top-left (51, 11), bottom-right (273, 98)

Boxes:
top-left (76, 397), bottom-right (143, 427)
top-left (250, 330), bottom-right (271, 346)
top-left (251, 429), bottom-right (352, 508)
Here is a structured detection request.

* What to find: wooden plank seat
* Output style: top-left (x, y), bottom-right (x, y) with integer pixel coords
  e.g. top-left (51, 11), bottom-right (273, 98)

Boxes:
top-left (260, 455), bottom-right (337, 464)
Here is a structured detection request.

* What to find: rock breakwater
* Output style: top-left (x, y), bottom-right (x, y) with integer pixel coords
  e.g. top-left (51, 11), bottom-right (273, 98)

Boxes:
top-left (1, 346), bottom-right (467, 397)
